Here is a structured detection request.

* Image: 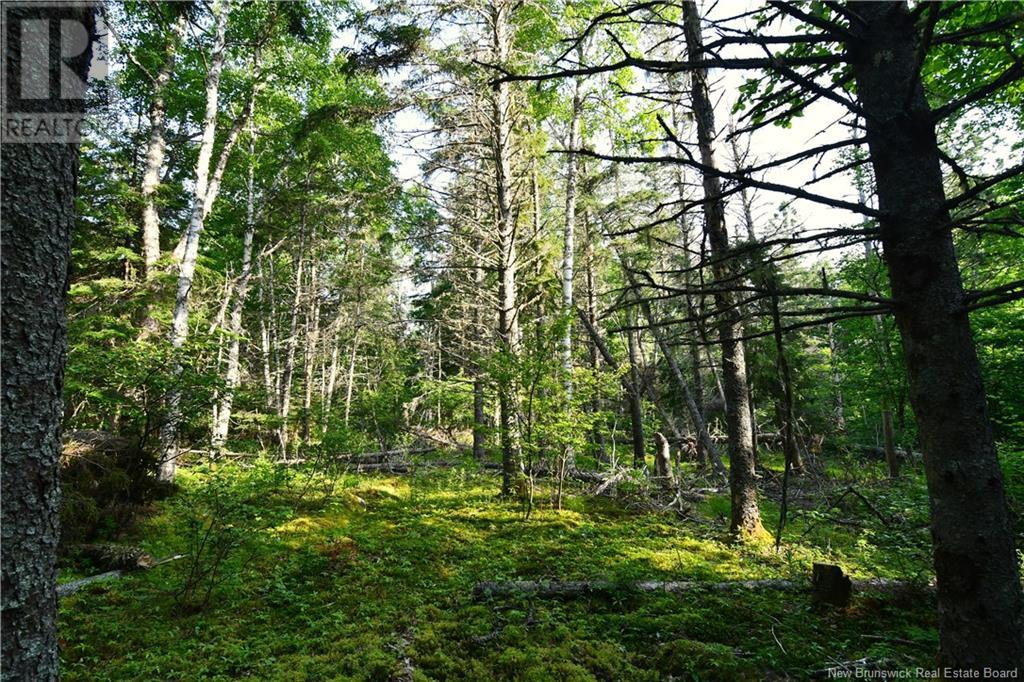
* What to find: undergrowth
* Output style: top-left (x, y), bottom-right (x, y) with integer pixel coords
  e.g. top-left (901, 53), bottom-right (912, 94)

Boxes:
top-left (59, 454), bottom-right (953, 680)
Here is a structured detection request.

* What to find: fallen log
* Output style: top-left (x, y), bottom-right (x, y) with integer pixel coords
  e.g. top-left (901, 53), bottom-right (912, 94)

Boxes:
top-left (849, 443), bottom-right (921, 461)
top-left (335, 447), bottom-right (437, 465)
top-left (478, 461), bottom-right (613, 484)
top-left (58, 570), bottom-right (125, 597)
top-left (473, 573), bottom-right (933, 601)
top-left (590, 468), bottom-right (632, 496)
top-left (58, 553), bottom-right (185, 597)
top-left (473, 579), bottom-right (804, 600)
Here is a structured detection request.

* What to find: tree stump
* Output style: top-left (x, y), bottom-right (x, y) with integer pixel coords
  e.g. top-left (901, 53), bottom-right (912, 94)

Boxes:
top-left (654, 432), bottom-right (673, 483)
top-left (812, 563), bottom-right (852, 606)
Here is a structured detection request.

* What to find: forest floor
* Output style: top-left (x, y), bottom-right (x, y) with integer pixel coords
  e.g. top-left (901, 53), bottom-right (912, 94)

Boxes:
top-left (58, 450), bottom-right (1022, 680)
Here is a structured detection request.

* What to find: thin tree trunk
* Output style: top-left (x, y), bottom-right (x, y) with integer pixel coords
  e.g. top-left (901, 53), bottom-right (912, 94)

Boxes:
top-left (820, 268), bottom-right (846, 434)
top-left (343, 330), bottom-right (359, 428)
top-left (301, 261), bottom-right (321, 445)
top-left (849, 3), bottom-right (1023, 667)
top-left (170, 68), bottom-right (263, 264)
top-left (583, 211), bottom-right (607, 461)
top-left (140, 11), bottom-right (187, 280)
top-left (323, 324), bottom-right (341, 428)
top-left (490, 0), bottom-right (521, 497)
top-left (210, 134), bottom-right (257, 452)
top-left (258, 257), bottom-right (278, 413)
top-left (729, 133), bottom-right (759, 244)
top-left (625, 307), bottom-right (647, 468)
top-left (159, 2), bottom-right (229, 481)
top-left (560, 77), bottom-right (582, 468)
top-left (471, 180), bottom-right (488, 460)
top-left (882, 409), bottom-right (898, 479)
top-left (671, 136), bottom-right (708, 468)
top-left (682, 1), bottom-right (762, 537)
top-left (771, 289), bottom-right (799, 493)
top-left (278, 219), bottom-right (306, 456)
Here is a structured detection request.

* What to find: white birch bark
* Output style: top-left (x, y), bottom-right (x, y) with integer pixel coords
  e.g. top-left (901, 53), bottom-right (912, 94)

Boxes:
top-left (158, 2), bottom-right (229, 481)
top-left (210, 134), bottom-right (257, 451)
top-left (560, 77), bottom-right (581, 467)
top-left (140, 12), bottom-right (187, 278)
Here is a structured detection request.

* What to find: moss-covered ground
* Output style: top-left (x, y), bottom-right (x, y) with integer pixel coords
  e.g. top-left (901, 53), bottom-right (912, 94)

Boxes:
top-left (58, 452), bottom-right (986, 680)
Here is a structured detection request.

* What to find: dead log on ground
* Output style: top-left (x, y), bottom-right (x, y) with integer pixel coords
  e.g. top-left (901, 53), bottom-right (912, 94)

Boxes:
top-left (473, 571), bottom-right (933, 601)
top-left (473, 578), bottom-right (804, 600)
top-left (590, 468), bottom-right (631, 496)
top-left (58, 553), bottom-right (186, 597)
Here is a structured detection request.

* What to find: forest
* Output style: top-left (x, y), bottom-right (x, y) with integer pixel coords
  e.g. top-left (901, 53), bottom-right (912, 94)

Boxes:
top-left (1, 0), bottom-right (1023, 679)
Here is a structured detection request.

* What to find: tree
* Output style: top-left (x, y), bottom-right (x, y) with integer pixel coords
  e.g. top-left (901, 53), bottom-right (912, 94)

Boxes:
top-left (1, 6), bottom-right (96, 677)
top-left (158, 0), bottom-right (289, 477)
top-left (497, 0), bottom-right (1024, 666)
top-left (847, 3), bottom-right (1023, 665)
top-left (680, 0), bottom-right (762, 537)
top-left (158, 0), bottom-right (234, 479)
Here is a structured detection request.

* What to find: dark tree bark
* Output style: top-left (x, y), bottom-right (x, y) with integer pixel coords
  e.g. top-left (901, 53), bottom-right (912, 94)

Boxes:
top-left (882, 408), bottom-right (899, 479)
top-left (849, 1), bottom-right (1023, 669)
top-left (626, 307), bottom-right (647, 468)
top-left (583, 212), bottom-right (607, 461)
top-left (1, 7), bottom-right (95, 678)
top-left (682, 0), bottom-right (763, 537)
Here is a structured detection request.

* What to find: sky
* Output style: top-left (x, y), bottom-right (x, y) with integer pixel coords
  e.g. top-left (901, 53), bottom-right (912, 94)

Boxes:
top-left (376, 8), bottom-right (867, 254)
top-left (364, 5), bottom-right (879, 311)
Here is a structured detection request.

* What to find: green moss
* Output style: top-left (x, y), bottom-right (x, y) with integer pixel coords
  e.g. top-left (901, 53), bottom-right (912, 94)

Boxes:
top-left (59, 462), bottom-right (940, 680)
top-left (655, 638), bottom-right (755, 680)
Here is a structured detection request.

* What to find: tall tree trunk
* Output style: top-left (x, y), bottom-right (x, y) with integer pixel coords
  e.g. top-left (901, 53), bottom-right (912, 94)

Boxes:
top-left (324, 324), bottom-right (341, 428)
top-left (728, 133), bottom-right (759, 244)
top-left (210, 135), bottom-right (257, 451)
top-left (343, 330), bottom-right (359, 428)
top-left (170, 70), bottom-right (263, 265)
top-left (140, 11), bottom-right (187, 279)
top-left (560, 78), bottom-right (582, 468)
top-left (1, 7), bottom-right (94, 677)
top-left (626, 307), bottom-right (647, 468)
top-left (278, 220), bottom-right (306, 456)
top-left (770, 291), bottom-right (799, 478)
top-left (821, 268), bottom-right (846, 434)
top-left (301, 261), bottom-right (321, 445)
top-left (490, 0), bottom-right (521, 497)
top-left (849, 3), bottom-right (1023, 666)
top-left (158, 2), bottom-right (230, 480)
top-left (583, 212), bottom-right (607, 460)
top-left (471, 179), bottom-right (488, 460)
top-left (682, 1), bottom-right (762, 537)
top-left (770, 291), bottom-right (796, 546)
top-left (258, 257), bottom-right (278, 414)
top-left (670, 122), bottom-right (708, 467)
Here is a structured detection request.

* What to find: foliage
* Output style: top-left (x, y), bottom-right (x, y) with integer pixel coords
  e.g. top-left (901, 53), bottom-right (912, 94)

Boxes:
top-left (60, 460), bottom-right (944, 680)
top-left (168, 461), bottom-right (293, 611)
